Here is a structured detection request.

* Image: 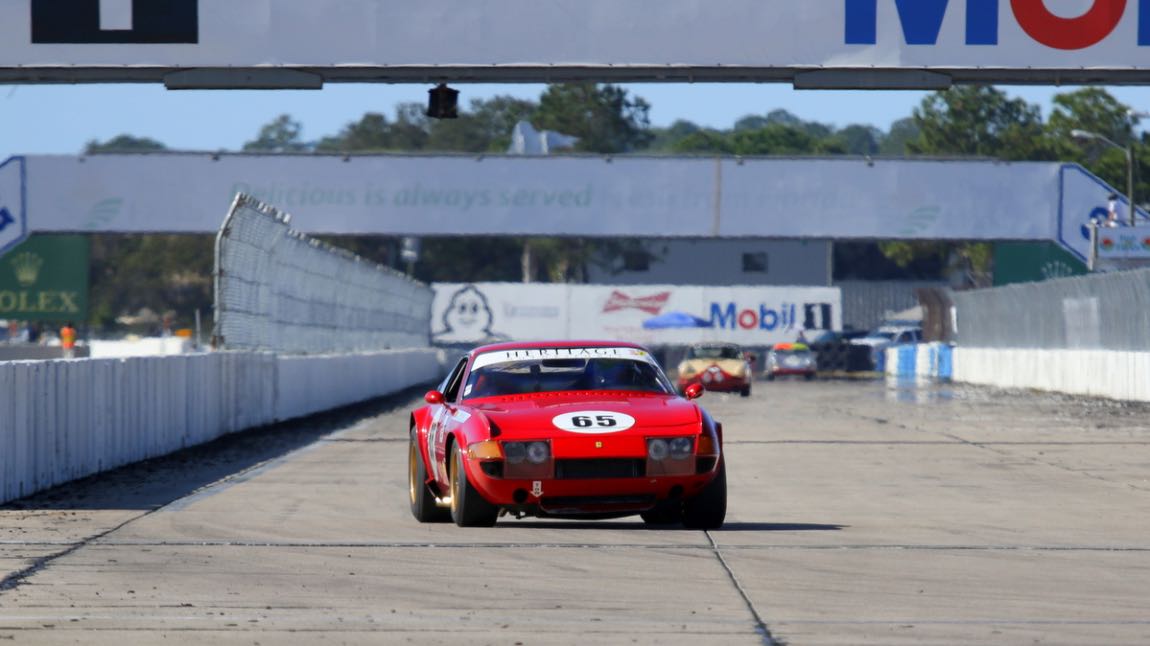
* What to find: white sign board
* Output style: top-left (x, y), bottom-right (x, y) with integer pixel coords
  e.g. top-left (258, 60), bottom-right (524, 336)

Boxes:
top-left (431, 283), bottom-right (841, 347)
top-left (1095, 228), bottom-right (1150, 262)
top-left (19, 154), bottom-right (1089, 244)
top-left (1059, 165), bottom-right (1150, 263)
top-left (0, 157), bottom-right (27, 257)
top-left (3, 1), bottom-right (1150, 85)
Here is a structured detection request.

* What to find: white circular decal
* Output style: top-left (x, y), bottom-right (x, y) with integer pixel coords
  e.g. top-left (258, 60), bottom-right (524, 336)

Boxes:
top-left (552, 411), bottom-right (636, 434)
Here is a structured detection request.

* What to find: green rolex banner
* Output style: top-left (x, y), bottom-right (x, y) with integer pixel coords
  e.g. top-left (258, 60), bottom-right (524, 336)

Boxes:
top-left (0, 235), bottom-right (89, 322)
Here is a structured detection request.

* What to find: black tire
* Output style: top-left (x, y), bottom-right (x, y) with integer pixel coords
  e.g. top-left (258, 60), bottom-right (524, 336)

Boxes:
top-left (765, 372), bottom-right (775, 382)
top-left (740, 385), bottom-right (751, 397)
top-left (683, 459), bottom-right (727, 530)
top-left (450, 442), bottom-right (499, 527)
top-left (409, 430), bottom-right (450, 523)
top-left (805, 372), bottom-right (816, 381)
top-left (640, 503), bottom-right (683, 526)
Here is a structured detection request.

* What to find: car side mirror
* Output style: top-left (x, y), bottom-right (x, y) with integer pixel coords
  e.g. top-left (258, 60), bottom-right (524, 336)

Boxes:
top-left (425, 390), bottom-right (445, 405)
top-left (684, 383), bottom-right (704, 400)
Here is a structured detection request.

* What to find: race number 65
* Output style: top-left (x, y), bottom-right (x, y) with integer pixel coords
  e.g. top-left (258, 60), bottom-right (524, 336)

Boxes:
top-left (552, 411), bottom-right (636, 434)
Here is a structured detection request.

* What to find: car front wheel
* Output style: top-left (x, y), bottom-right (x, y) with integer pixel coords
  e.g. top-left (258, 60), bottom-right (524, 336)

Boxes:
top-left (683, 459), bottom-right (727, 530)
top-left (450, 442), bottom-right (499, 527)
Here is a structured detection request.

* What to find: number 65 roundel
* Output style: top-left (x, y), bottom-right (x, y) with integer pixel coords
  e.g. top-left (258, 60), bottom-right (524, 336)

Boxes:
top-left (552, 411), bottom-right (636, 434)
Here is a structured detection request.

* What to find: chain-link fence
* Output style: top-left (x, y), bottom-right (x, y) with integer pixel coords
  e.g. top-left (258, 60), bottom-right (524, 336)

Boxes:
top-left (954, 268), bottom-right (1150, 350)
top-left (834, 280), bottom-right (946, 331)
top-left (214, 194), bottom-right (432, 354)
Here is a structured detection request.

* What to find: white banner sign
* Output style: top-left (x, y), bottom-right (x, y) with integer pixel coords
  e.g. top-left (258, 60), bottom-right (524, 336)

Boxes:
top-left (1095, 228), bottom-right (1150, 261)
top-left (432, 283), bottom-right (842, 347)
top-left (4, 2), bottom-right (1150, 84)
top-left (1059, 165), bottom-right (1150, 262)
top-left (19, 154), bottom-right (1090, 244)
top-left (0, 157), bottom-right (27, 257)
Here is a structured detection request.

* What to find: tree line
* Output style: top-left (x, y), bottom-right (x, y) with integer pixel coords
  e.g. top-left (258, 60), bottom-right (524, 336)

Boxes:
top-left (83, 84), bottom-right (1143, 333)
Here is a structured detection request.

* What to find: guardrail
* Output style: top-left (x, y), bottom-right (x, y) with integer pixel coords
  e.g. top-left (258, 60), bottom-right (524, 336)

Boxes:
top-left (0, 349), bottom-right (442, 504)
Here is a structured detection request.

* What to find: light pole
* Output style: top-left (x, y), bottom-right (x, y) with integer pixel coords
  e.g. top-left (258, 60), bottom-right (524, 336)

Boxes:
top-left (1071, 129), bottom-right (1136, 226)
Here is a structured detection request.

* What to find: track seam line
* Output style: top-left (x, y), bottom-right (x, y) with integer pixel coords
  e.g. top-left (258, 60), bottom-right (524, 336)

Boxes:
top-left (705, 530), bottom-right (781, 646)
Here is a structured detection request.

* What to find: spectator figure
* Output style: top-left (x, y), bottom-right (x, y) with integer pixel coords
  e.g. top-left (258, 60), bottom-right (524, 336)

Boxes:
top-left (1107, 193), bottom-right (1121, 227)
top-left (60, 321), bottom-right (77, 359)
top-left (796, 330), bottom-right (810, 344)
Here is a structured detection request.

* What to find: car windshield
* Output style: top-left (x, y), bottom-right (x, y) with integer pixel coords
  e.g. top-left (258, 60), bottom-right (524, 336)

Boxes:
top-left (773, 349), bottom-right (811, 357)
top-left (687, 345), bottom-right (742, 360)
top-left (871, 331), bottom-right (898, 341)
top-left (464, 355), bottom-right (673, 399)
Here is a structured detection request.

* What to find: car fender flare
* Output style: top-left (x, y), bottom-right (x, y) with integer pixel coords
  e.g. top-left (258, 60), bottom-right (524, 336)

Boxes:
top-left (701, 408), bottom-right (723, 448)
top-left (411, 408), bottom-right (437, 486)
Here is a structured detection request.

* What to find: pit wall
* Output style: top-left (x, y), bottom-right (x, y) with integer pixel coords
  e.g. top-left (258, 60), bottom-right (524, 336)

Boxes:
top-left (886, 344), bottom-right (1150, 403)
top-left (0, 349), bottom-right (442, 504)
top-left (951, 347), bottom-right (1150, 402)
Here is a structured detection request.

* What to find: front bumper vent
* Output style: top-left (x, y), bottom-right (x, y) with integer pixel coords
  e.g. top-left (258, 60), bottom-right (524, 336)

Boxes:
top-left (555, 458), bottom-right (645, 480)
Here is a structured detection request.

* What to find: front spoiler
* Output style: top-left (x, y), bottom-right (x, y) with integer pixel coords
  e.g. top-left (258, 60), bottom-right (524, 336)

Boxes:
top-left (469, 470), bottom-right (718, 516)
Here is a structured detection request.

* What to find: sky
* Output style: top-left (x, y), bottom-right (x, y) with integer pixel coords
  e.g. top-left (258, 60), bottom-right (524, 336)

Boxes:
top-left (5, 82), bottom-right (1150, 161)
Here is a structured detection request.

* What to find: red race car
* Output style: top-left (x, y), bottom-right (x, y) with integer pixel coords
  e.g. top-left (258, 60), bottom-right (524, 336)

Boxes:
top-left (409, 340), bottom-right (726, 528)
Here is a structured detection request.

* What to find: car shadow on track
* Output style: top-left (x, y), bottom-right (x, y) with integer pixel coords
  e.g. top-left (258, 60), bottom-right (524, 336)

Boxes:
top-left (498, 520), bottom-right (846, 532)
top-left (0, 384), bottom-right (432, 513)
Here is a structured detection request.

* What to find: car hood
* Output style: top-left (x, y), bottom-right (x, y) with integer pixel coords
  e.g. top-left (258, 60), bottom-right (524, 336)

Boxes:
top-left (679, 358), bottom-right (746, 373)
top-left (469, 392), bottom-right (701, 438)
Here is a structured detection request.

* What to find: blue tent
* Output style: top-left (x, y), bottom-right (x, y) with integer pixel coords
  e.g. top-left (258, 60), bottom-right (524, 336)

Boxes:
top-left (642, 311), bottom-right (711, 329)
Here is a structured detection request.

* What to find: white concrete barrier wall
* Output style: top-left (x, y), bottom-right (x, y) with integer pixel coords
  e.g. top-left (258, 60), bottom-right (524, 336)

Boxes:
top-left (952, 348), bottom-right (1150, 403)
top-left (0, 349), bottom-right (440, 504)
top-left (275, 350), bottom-right (442, 421)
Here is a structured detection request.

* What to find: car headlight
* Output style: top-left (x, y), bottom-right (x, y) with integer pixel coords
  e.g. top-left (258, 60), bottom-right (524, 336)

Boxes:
top-left (503, 441), bottom-right (526, 464)
top-left (502, 440), bottom-right (550, 464)
top-left (647, 438), bottom-right (670, 461)
top-left (526, 441), bottom-right (550, 464)
top-left (501, 440), bottom-right (553, 479)
top-left (668, 437), bottom-right (693, 459)
top-left (648, 437), bottom-right (693, 461)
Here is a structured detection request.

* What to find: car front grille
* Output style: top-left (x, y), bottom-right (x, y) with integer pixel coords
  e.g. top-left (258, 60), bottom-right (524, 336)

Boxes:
top-left (555, 458), bottom-right (645, 480)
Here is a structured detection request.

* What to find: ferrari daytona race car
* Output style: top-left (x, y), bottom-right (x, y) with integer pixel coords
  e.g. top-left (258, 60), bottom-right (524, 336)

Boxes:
top-left (409, 341), bottom-right (726, 528)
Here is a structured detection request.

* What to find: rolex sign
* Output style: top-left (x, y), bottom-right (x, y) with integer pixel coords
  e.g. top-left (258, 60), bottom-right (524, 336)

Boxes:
top-left (0, 235), bottom-right (90, 321)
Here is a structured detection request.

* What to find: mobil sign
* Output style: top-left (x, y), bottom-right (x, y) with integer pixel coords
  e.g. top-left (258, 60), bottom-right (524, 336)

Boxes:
top-left (710, 302), bottom-right (804, 332)
top-left (583, 285), bottom-right (843, 346)
top-left (845, 0), bottom-right (1148, 52)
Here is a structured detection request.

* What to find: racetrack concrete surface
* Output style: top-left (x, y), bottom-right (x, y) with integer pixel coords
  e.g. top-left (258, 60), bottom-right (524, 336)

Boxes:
top-left (3, 379), bottom-right (1150, 645)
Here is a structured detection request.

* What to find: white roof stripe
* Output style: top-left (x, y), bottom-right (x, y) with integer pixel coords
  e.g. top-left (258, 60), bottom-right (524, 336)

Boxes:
top-left (472, 346), bottom-right (656, 371)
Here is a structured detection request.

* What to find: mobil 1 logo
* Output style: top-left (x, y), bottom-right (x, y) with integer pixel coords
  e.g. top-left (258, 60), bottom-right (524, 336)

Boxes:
top-left (32, 0), bottom-right (198, 44)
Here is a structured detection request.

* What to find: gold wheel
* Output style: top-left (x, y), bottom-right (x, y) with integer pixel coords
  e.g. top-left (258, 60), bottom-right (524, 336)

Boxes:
top-left (450, 448), bottom-right (462, 515)
top-left (408, 440), bottom-right (418, 506)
